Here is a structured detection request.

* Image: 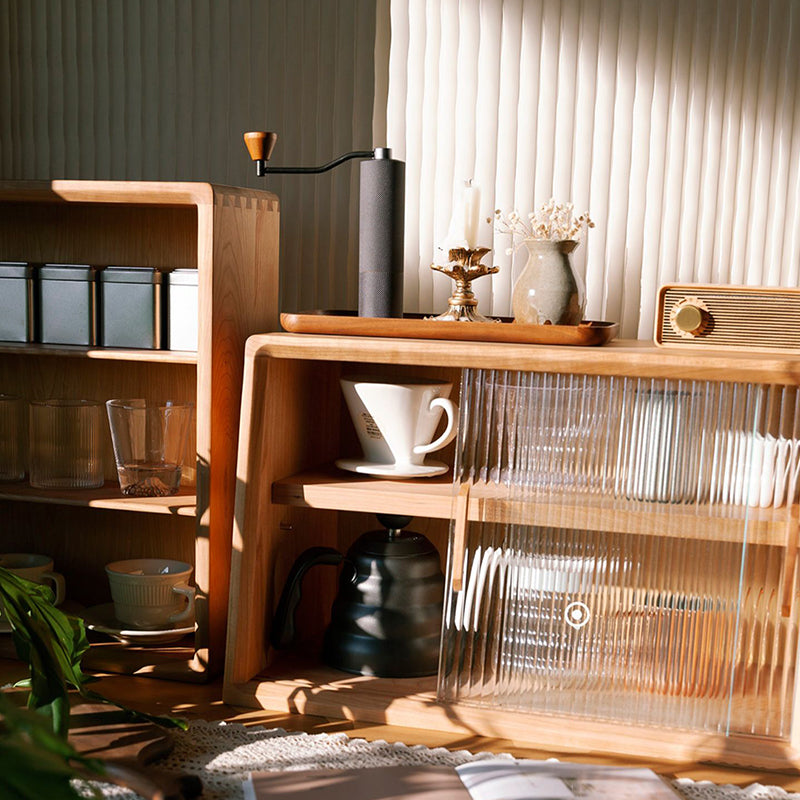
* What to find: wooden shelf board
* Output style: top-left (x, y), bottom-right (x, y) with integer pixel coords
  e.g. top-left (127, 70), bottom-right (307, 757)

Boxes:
top-left (272, 466), bottom-right (792, 546)
top-left (81, 639), bottom-right (208, 682)
top-left (0, 481), bottom-right (196, 516)
top-left (0, 179), bottom-right (277, 207)
top-left (223, 652), bottom-right (800, 769)
top-left (247, 332), bottom-right (800, 386)
top-left (272, 468), bottom-right (459, 520)
top-left (0, 343), bottom-right (197, 364)
top-left (0, 632), bottom-right (204, 682)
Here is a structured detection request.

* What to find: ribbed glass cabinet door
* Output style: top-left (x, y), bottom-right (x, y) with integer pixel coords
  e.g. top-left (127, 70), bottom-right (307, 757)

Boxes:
top-left (438, 370), bottom-right (800, 737)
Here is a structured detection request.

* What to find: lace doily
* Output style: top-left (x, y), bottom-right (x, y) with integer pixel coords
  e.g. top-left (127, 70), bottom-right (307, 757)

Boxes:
top-left (76, 720), bottom-right (800, 800)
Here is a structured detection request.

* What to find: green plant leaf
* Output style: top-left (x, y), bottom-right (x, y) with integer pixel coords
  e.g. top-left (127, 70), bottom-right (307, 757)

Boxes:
top-left (0, 569), bottom-right (79, 736)
top-left (0, 566), bottom-right (187, 734)
top-left (0, 567), bottom-right (188, 800)
top-left (80, 687), bottom-right (188, 731)
top-left (0, 693), bottom-right (105, 799)
top-left (0, 745), bottom-right (89, 800)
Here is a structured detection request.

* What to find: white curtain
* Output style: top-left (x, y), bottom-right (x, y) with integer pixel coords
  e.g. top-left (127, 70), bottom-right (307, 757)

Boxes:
top-left (384, 0), bottom-right (800, 338)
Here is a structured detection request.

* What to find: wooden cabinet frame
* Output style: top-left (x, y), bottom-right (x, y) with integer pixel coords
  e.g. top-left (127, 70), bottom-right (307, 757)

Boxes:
top-left (0, 180), bottom-right (279, 681)
top-left (225, 332), bottom-right (800, 767)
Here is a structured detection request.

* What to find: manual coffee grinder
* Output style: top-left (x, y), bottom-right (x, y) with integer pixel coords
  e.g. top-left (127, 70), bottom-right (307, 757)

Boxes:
top-left (244, 130), bottom-right (405, 319)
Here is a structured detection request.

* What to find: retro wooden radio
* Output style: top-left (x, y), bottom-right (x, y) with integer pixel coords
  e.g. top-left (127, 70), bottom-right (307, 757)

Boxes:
top-left (656, 283), bottom-right (800, 351)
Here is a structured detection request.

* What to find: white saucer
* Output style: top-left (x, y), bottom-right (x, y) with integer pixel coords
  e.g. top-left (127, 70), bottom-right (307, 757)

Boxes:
top-left (81, 603), bottom-right (196, 646)
top-left (335, 458), bottom-right (449, 479)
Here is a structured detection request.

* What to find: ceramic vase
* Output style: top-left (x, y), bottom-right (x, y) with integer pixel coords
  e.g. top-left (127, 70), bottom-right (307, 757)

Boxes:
top-left (511, 239), bottom-right (586, 325)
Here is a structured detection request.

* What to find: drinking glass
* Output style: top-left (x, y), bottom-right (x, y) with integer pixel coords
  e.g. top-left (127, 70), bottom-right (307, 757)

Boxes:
top-left (29, 399), bottom-right (104, 489)
top-left (106, 399), bottom-right (193, 497)
top-left (0, 394), bottom-right (25, 482)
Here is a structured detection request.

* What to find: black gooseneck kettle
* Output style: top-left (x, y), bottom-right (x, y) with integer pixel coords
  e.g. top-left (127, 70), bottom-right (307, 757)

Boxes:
top-left (270, 514), bottom-right (445, 678)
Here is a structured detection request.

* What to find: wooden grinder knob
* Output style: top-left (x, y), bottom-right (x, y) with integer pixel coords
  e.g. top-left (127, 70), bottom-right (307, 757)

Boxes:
top-left (243, 131), bottom-right (278, 162)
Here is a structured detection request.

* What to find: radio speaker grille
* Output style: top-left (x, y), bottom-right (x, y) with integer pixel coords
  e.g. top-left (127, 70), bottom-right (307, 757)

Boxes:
top-left (656, 284), bottom-right (800, 351)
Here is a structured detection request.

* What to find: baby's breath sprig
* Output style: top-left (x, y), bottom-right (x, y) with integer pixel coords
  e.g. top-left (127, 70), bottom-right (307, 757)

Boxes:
top-left (489, 199), bottom-right (594, 254)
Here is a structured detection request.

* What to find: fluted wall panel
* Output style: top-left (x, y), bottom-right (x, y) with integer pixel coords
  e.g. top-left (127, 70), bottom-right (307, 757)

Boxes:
top-left (386, 0), bottom-right (800, 337)
top-left (0, 0), bottom-right (377, 314)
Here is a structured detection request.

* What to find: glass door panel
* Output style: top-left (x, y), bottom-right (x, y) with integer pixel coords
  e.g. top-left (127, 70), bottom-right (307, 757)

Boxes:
top-left (439, 370), bottom-right (800, 737)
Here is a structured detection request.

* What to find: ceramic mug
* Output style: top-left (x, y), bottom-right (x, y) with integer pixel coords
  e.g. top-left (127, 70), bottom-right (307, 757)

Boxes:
top-left (339, 376), bottom-right (458, 467)
top-left (105, 558), bottom-right (195, 630)
top-left (0, 553), bottom-right (66, 605)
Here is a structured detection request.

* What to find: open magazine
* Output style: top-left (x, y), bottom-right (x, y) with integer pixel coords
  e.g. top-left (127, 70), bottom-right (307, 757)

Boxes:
top-left (455, 759), bottom-right (681, 800)
top-left (244, 759), bottom-right (682, 800)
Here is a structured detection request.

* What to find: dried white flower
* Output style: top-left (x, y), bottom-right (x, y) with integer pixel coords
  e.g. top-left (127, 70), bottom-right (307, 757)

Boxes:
top-left (491, 198), bottom-right (594, 249)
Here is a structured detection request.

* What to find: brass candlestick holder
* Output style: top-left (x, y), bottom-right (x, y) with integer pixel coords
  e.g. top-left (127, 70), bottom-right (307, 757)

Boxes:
top-left (429, 247), bottom-right (499, 322)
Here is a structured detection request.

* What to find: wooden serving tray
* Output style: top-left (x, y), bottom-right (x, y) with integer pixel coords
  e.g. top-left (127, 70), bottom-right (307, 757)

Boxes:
top-left (281, 311), bottom-right (619, 346)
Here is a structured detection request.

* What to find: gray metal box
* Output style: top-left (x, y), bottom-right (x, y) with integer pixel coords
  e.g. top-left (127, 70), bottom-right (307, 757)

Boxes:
top-left (37, 264), bottom-right (99, 346)
top-left (167, 269), bottom-right (198, 351)
top-left (0, 262), bottom-right (34, 342)
top-left (100, 267), bottom-right (164, 349)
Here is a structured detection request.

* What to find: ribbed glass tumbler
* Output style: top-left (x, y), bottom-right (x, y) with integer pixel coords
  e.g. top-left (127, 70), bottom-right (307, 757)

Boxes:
top-left (0, 394), bottom-right (25, 482)
top-left (29, 399), bottom-right (104, 489)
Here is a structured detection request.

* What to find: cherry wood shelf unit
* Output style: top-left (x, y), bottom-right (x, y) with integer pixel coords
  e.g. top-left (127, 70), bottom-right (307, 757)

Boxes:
top-left (225, 332), bottom-right (800, 768)
top-left (0, 180), bottom-right (279, 681)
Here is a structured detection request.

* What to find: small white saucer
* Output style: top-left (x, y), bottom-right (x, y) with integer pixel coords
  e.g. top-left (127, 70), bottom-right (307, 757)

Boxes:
top-left (81, 603), bottom-right (195, 646)
top-left (335, 458), bottom-right (449, 479)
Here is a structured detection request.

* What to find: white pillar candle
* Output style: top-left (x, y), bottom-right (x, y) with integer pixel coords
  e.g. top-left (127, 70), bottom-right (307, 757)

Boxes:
top-left (462, 180), bottom-right (480, 249)
top-left (438, 179), bottom-right (482, 257)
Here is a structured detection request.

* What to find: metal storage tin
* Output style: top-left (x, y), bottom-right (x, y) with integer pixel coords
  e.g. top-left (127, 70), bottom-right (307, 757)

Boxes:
top-left (167, 269), bottom-right (198, 351)
top-left (0, 262), bottom-right (34, 342)
top-left (37, 264), bottom-right (99, 346)
top-left (100, 267), bottom-right (164, 349)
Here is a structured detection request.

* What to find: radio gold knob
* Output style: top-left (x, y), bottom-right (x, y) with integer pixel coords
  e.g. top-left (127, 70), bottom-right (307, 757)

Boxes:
top-left (669, 297), bottom-right (710, 338)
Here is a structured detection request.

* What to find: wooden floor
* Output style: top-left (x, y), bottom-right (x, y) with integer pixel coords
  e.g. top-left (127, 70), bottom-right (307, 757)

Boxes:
top-left (3, 658), bottom-right (800, 792)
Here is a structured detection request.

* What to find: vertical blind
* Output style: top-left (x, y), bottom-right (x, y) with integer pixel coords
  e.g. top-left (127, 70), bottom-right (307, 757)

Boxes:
top-left (384, 0), bottom-right (800, 338)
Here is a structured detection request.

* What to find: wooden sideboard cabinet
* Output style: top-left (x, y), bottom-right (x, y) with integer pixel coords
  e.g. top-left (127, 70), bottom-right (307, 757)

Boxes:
top-left (224, 332), bottom-right (800, 768)
top-left (0, 180), bottom-right (279, 681)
